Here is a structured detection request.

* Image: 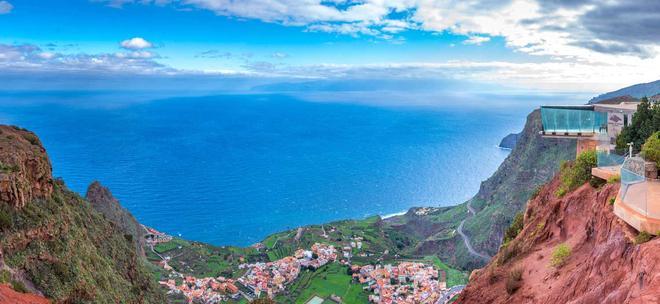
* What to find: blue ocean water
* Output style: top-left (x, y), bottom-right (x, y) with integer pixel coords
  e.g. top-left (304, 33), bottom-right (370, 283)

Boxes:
top-left (0, 92), bottom-right (583, 246)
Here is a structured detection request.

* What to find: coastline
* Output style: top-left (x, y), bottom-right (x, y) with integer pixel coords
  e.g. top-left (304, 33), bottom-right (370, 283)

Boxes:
top-left (381, 210), bottom-right (408, 219)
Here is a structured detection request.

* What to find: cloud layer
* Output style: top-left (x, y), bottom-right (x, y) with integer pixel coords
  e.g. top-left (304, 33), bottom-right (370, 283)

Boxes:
top-left (0, 1), bottom-right (13, 14)
top-left (0, 43), bottom-right (171, 74)
top-left (100, 0), bottom-right (660, 60)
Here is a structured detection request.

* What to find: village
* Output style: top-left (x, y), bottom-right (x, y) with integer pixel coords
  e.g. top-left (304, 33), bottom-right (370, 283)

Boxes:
top-left (147, 223), bottom-right (460, 304)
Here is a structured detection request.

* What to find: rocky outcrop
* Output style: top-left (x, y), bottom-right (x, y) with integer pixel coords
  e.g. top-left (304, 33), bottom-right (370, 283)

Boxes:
top-left (498, 132), bottom-right (520, 149)
top-left (462, 110), bottom-right (575, 258)
top-left (86, 181), bottom-right (146, 256)
top-left (0, 125), bottom-right (165, 303)
top-left (456, 175), bottom-right (660, 303)
top-left (0, 126), bottom-right (53, 209)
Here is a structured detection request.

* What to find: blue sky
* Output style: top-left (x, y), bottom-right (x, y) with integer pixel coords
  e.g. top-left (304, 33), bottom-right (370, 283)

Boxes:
top-left (0, 0), bottom-right (658, 92)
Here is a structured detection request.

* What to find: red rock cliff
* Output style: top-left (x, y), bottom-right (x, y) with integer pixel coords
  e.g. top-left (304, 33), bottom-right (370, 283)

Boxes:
top-left (0, 126), bottom-right (53, 209)
top-left (456, 175), bottom-right (660, 303)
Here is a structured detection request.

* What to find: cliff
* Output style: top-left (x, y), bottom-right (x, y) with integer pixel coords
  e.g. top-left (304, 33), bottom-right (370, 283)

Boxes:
top-left (498, 132), bottom-right (520, 149)
top-left (86, 181), bottom-right (146, 256)
top-left (456, 175), bottom-right (660, 303)
top-left (384, 110), bottom-right (575, 269)
top-left (0, 126), bottom-right (53, 209)
top-left (0, 125), bottom-right (165, 303)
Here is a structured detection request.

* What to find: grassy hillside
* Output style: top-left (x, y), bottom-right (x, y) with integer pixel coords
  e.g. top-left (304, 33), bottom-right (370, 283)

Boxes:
top-left (1, 182), bottom-right (165, 303)
top-left (0, 125), bottom-right (164, 303)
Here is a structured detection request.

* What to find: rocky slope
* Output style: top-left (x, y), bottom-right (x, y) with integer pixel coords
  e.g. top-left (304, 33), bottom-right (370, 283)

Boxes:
top-left (456, 175), bottom-right (660, 303)
top-left (0, 125), bottom-right (165, 303)
top-left (498, 132), bottom-right (520, 149)
top-left (385, 110), bottom-right (575, 269)
top-left (86, 181), bottom-right (146, 256)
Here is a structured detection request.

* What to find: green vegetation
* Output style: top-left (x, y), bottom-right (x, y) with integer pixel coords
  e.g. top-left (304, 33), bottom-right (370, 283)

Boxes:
top-left (634, 231), bottom-right (653, 244)
top-left (530, 185), bottom-right (542, 200)
top-left (641, 131), bottom-right (660, 167)
top-left (1, 182), bottom-right (165, 302)
top-left (10, 280), bottom-right (27, 293)
top-left (505, 268), bottom-right (523, 295)
top-left (0, 269), bottom-right (10, 283)
top-left (275, 263), bottom-right (369, 304)
top-left (609, 197), bottom-right (616, 206)
top-left (550, 243), bottom-right (571, 268)
top-left (616, 97), bottom-right (660, 152)
top-left (20, 133), bottom-right (39, 146)
top-left (0, 208), bottom-right (11, 230)
top-left (149, 238), bottom-right (264, 279)
top-left (502, 212), bottom-right (524, 245)
top-left (607, 175), bottom-right (621, 184)
top-left (556, 150), bottom-right (597, 197)
top-left (423, 256), bottom-right (469, 287)
top-left (154, 238), bottom-right (191, 253)
top-left (0, 161), bottom-right (19, 173)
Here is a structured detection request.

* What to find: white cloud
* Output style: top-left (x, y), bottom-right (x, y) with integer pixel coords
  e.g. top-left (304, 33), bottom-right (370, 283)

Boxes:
top-left (0, 43), bottom-right (171, 74)
top-left (120, 37), bottom-right (154, 50)
top-left (463, 35), bottom-right (491, 45)
top-left (0, 1), bottom-right (13, 14)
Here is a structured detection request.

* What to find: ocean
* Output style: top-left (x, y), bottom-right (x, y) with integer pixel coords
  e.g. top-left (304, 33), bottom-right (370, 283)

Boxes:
top-left (0, 91), bottom-right (585, 246)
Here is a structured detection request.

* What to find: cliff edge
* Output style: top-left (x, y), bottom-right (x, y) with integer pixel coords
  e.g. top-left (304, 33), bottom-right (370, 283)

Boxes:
top-left (0, 125), bottom-right (164, 303)
top-left (456, 175), bottom-right (659, 303)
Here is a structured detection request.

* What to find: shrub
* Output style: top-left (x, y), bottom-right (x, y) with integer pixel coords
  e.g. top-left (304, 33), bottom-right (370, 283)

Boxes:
top-left (607, 175), bottom-right (621, 184)
top-left (0, 209), bottom-right (11, 230)
top-left (503, 212), bottom-right (524, 245)
top-left (11, 280), bottom-right (28, 293)
top-left (505, 268), bottom-right (523, 294)
top-left (589, 176), bottom-right (606, 188)
top-left (21, 133), bottom-right (39, 146)
top-left (642, 131), bottom-right (660, 168)
top-left (557, 150), bottom-right (597, 197)
top-left (530, 186), bottom-right (542, 199)
top-left (609, 197), bottom-right (616, 205)
top-left (550, 243), bottom-right (571, 268)
top-left (634, 231), bottom-right (653, 244)
top-left (498, 242), bottom-right (520, 265)
top-left (0, 270), bottom-right (10, 283)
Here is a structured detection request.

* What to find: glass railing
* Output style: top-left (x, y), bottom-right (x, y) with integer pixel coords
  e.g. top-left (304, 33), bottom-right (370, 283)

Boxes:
top-left (597, 150), bottom-right (626, 167)
top-left (540, 106), bottom-right (608, 134)
top-left (619, 157), bottom-right (660, 220)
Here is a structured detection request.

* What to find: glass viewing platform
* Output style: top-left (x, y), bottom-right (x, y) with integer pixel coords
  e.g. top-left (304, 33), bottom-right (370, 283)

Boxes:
top-left (540, 105), bottom-right (608, 136)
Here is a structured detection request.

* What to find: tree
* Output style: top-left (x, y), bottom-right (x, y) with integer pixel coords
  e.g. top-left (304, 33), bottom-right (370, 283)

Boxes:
top-left (642, 131), bottom-right (660, 167)
top-left (616, 97), bottom-right (659, 152)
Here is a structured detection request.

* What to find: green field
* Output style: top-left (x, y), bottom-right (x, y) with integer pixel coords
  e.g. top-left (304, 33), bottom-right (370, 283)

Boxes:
top-left (423, 256), bottom-right (469, 287)
top-left (276, 263), bottom-right (369, 304)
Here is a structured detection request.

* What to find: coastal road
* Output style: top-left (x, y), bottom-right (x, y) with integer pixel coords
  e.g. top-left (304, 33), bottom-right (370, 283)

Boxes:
top-left (457, 201), bottom-right (492, 261)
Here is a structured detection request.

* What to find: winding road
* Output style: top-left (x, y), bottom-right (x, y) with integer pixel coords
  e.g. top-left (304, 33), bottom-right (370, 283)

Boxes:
top-left (457, 201), bottom-right (492, 261)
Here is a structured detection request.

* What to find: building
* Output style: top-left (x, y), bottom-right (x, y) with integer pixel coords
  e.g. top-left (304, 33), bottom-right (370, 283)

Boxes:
top-left (539, 101), bottom-right (637, 155)
top-left (540, 100), bottom-right (660, 234)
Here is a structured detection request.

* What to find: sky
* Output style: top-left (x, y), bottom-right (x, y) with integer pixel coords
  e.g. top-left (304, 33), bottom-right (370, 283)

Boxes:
top-left (0, 0), bottom-right (659, 93)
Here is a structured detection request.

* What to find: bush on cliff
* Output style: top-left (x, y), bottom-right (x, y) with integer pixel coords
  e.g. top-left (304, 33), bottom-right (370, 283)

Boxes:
top-left (550, 243), bottom-right (571, 268)
top-left (505, 268), bottom-right (523, 294)
top-left (641, 131), bottom-right (660, 167)
top-left (634, 231), bottom-right (653, 244)
top-left (503, 212), bottom-right (524, 245)
top-left (556, 150), bottom-right (597, 197)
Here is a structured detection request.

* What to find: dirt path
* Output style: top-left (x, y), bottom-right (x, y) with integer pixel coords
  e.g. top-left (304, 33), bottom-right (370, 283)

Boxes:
top-left (457, 201), bottom-right (491, 261)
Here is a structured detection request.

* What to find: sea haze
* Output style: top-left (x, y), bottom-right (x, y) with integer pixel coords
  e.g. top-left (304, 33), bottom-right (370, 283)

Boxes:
top-left (0, 91), bottom-right (584, 246)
